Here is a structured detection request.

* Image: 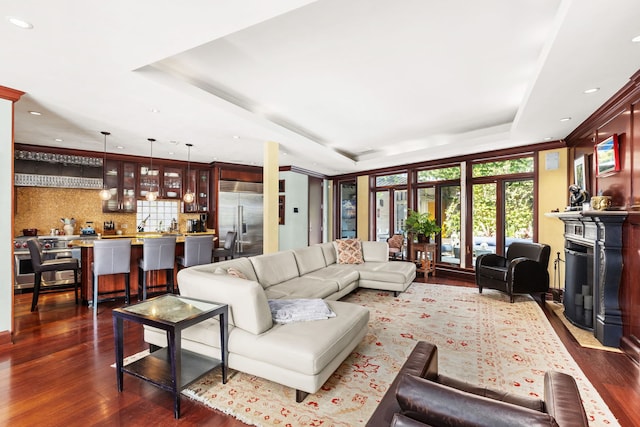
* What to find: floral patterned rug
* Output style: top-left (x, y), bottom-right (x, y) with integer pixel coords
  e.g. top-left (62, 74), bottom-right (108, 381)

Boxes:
top-left (182, 283), bottom-right (618, 426)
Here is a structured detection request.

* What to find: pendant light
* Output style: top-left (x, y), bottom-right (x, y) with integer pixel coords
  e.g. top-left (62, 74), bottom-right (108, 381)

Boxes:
top-left (145, 138), bottom-right (157, 201)
top-left (183, 143), bottom-right (195, 204)
top-left (98, 131), bottom-right (112, 201)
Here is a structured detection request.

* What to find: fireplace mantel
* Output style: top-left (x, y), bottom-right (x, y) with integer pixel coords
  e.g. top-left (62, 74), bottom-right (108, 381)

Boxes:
top-left (546, 210), bottom-right (627, 347)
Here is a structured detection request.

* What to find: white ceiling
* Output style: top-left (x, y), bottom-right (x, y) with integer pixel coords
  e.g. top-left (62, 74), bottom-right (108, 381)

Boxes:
top-left (3, 0), bottom-right (640, 175)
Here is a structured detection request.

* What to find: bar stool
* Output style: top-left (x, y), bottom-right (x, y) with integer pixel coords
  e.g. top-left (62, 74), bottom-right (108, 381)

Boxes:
top-left (177, 235), bottom-right (214, 269)
top-left (138, 236), bottom-right (177, 300)
top-left (27, 238), bottom-right (80, 312)
top-left (212, 231), bottom-right (237, 261)
top-left (92, 239), bottom-right (132, 314)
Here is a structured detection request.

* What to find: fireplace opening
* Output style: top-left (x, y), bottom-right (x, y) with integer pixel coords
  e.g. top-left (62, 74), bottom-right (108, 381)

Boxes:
top-left (564, 241), bottom-right (594, 329)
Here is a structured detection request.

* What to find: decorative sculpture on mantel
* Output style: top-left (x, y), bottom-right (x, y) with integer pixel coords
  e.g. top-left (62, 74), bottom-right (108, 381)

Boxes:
top-left (568, 184), bottom-right (589, 210)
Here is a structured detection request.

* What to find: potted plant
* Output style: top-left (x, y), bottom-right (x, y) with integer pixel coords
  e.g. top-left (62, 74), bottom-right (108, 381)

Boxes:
top-left (405, 210), bottom-right (441, 243)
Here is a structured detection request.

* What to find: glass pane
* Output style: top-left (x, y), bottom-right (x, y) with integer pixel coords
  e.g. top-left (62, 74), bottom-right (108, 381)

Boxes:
top-left (340, 182), bottom-right (357, 239)
top-left (440, 185), bottom-right (461, 265)
top-left (394, 190), bottom-right (407, 235)
top-left (505, 180), bottom-right (534, 246)
top-left (417, 166), bottom-right (461, 182)
top-left (472, 183), bottom-right (497, 264)
top-left (416, 187), bottom-right (436, 216)
top-left (375, 173), bottom-right (407, 187)
top-left (376, 191), bottom-right (390, 241)
top-left (472, 157), bottom-right (534, 178)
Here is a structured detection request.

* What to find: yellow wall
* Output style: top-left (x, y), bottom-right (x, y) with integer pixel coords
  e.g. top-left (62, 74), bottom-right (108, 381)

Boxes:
top-left (537, 148), bottom-right (569, 288)
top-left (356, 175), bottom-right (369, 239)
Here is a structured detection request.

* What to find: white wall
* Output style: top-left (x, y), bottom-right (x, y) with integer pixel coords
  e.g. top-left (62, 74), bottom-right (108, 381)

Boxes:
top-left (0, 99), bottom-right (13, 334)
top-left (278, 171), bottom-right (309, 250)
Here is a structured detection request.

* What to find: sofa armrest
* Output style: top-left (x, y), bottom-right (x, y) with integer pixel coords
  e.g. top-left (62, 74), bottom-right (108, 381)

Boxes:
top-left (476, 253), bottom-right (507, 268)
top-left (544, 371), bottom-right (589, 427)
top-left (365, 341), bottom-right (438, 427)
top-left (507, 257), bottom-right (550, 291)
top-left (396, 374), bottom-right (559, 427)
top-left (391, 413), bottom-right (429, 427)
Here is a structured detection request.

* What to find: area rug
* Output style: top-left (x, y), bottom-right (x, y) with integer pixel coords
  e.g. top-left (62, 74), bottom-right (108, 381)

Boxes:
top-left (546, 300), bottom-right (622, 353)
top-left (175, 283), bottom-right (618, 426)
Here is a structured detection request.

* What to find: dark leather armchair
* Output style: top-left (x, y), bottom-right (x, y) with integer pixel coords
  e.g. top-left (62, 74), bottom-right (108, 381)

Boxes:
top-left (475, 242), bottom-right (551, 303)
top-left (366, 341), bottom-right (588, 427)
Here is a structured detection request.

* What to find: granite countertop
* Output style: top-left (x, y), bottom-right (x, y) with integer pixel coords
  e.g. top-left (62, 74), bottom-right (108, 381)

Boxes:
top-left (69, 231), bottom-right (216, 247)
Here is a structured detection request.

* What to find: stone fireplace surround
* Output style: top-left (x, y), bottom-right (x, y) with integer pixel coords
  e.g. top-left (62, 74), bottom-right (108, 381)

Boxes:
top-left (547, 211), bottom-right (626, 347)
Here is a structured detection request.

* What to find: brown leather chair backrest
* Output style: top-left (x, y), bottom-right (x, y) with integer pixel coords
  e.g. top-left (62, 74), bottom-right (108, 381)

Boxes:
top-left (506, 242), bottom-right (551, 268)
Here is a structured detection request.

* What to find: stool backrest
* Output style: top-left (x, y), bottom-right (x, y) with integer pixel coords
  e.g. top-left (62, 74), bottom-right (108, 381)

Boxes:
top-left (224, 231), bottom-right (237, 253)
top-left (93, 239), bottom-right (132, 276)
top-left (182, 235), bottom-right (214, 267)
top-left (26, 239), bottom-right (44, 270)
top-left (141, 236), bottom-right (177, 271)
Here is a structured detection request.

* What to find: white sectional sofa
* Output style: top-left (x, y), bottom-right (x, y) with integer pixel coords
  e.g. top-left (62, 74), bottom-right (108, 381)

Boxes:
top-left (144, 240), bottom-right (416, 402)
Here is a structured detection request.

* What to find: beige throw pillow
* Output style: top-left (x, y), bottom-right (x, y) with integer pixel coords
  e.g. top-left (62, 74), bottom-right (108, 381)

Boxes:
top-left (336, 238), bottom-right (364, 264)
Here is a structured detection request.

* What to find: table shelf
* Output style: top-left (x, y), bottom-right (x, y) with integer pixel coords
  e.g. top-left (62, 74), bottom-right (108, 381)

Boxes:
top-left (123, 347), bottom-right (221, 391)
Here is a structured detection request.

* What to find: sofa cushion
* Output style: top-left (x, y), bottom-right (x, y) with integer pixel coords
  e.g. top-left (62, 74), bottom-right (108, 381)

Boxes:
top-left (228, 300), bottom-right (369, 376)
top-left (293, 245), bottom-right (327, 275)
top-left (304, 264), bottom-right (360, 290)
top-left (268, 277), bottom-right (339, 299)
top-left (354, 261), bottom-right (416, 283)
top-left (362, 240), bottom-right (389, 262)
top-left (335, 238), bottom-right (364, 264)
top-left (250, 251), bottom-right (300, 288)
top-left (318, 242), bottom-right (337, 265)
top-left (177, 267), bottom-right (273, 335)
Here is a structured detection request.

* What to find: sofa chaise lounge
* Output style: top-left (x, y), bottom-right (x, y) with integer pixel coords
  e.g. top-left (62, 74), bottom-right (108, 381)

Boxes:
top-left (144, 240), bottom-right (416, 401)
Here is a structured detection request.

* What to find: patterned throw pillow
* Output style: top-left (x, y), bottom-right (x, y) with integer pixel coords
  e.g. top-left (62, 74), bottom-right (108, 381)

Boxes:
top-left (336, 238), bottom-right (364, 264)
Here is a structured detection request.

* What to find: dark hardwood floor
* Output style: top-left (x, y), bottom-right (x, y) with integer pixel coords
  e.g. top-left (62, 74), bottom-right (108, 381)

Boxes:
top-left (1, 276), bottom-right (639, 426)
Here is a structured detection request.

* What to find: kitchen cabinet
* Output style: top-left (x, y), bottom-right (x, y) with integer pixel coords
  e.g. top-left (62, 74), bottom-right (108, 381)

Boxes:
top-left (183, 168), bottom-right (210, 213)
top-left (139, 164), bottom-right (183, 200)
top-left (102, 160), bottom-right (137, 212)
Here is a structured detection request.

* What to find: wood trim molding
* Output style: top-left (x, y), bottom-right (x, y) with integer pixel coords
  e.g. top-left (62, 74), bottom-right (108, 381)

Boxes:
top-left (566, 69), bottom-right (640, 145)
top-left (0, 330), bottom-right (12, 347)
top-left (0, 86), bottom-right (24, 102)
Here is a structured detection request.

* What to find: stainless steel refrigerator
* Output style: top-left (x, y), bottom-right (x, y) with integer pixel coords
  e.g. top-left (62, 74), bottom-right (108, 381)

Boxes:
top-left (218, 180), bottom-right (263, 257)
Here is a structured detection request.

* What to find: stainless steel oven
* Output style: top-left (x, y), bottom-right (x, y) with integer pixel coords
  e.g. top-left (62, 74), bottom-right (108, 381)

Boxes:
top-left (13, 236), bottom-right (84, 292)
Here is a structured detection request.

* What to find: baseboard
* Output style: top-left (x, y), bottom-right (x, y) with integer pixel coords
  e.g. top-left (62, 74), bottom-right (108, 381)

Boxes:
top-left (0, 330), bottom-right (13, 347)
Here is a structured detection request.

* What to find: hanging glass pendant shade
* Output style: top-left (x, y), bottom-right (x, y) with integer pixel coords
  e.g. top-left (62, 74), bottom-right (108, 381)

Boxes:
top-left (183, 143), bottom-right (195, 204)
top-left (99, 131), bottom-right (112, 201)
top-left (145, 138), bottom-right (158, 201)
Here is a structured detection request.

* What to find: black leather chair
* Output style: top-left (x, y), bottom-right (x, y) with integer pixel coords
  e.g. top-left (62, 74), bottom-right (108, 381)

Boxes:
top-left (27, 238), bottom-right (80, 312)
top-left (475, 242), bottom-right (551, 303)
top-left (212, 231), bottom-right (237, 261)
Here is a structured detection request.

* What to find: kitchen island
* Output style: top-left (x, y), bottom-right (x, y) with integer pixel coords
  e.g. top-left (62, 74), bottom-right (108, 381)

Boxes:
top-left (69, 232), bottom-right (216, 305)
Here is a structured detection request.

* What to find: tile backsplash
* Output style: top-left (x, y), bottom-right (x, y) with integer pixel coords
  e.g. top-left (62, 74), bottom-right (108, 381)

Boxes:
top-left (14, 187), bottom-right (205, 237)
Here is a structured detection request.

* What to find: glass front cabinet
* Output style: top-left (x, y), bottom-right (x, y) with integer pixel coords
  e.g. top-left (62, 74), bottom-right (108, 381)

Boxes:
top-left (183, 168), bottom-right (210, 213)
top-left (138, 164), bottom-right (183, 200)
top-left (102, 160), bottom-right (137, 213)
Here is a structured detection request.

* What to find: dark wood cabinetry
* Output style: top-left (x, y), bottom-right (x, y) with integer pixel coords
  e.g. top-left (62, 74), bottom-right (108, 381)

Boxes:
top-left (183, 169), bottom-right (210, 213)
top-left (139, 164), bottom-right (184, 200)
top-left (102, 160), bottom-right (137, 212)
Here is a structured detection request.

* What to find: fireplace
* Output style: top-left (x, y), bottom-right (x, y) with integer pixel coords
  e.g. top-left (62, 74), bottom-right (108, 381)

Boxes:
top-left (547, 211), bottom-right (626, 347)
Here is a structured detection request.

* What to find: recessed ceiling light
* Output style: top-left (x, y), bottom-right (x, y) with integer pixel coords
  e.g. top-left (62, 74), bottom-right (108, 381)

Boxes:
top-left (6, 16), bottom-right (33, 29)
top-left (584, 88), bottom-right (600, 94)
top-left (116, 145), bottom-right (124, 150)
top-left (232, 135), bottom-right (240, 139)
top-left (28, 110), bottom-right (41, 116)
top-left (150, 108), bottom-right (160, 113)
top-left (560, 117), bottom-right (572, 122)
top-left (168, 151), bottom-right (174, 155)
top-left (544, 137), bottom-right (552, 141)
top-left (632, 35), bottom-right (640, 43)
top-left (55, 138), bottom-right (63, 142)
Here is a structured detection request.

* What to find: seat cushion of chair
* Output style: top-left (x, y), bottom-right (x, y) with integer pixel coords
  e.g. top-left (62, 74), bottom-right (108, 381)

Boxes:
top-left (478, 265), bottom-right (507, 281)
top-left (39, 258), bottom-right (79, 272)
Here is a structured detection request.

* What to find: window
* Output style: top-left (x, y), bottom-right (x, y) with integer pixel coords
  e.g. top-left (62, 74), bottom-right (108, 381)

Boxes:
top-left (373, 172), bottom-right (408, 244)
top-left (136, 200), bottom-right (179, 232)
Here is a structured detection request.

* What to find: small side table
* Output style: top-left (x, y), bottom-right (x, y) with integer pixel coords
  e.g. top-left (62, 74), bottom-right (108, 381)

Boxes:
top-left (113, 294), bottom-right (228, 419)
top-left (410, 242), bottom-right (437, 277)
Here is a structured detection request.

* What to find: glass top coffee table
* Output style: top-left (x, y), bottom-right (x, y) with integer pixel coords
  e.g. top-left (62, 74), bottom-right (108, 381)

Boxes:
top-left (112, 294), bottom-right (228, 419)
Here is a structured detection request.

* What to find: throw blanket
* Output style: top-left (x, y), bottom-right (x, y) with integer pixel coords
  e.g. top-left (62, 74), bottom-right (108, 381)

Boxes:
top-left (268, 299), bottom-right (336, 324)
